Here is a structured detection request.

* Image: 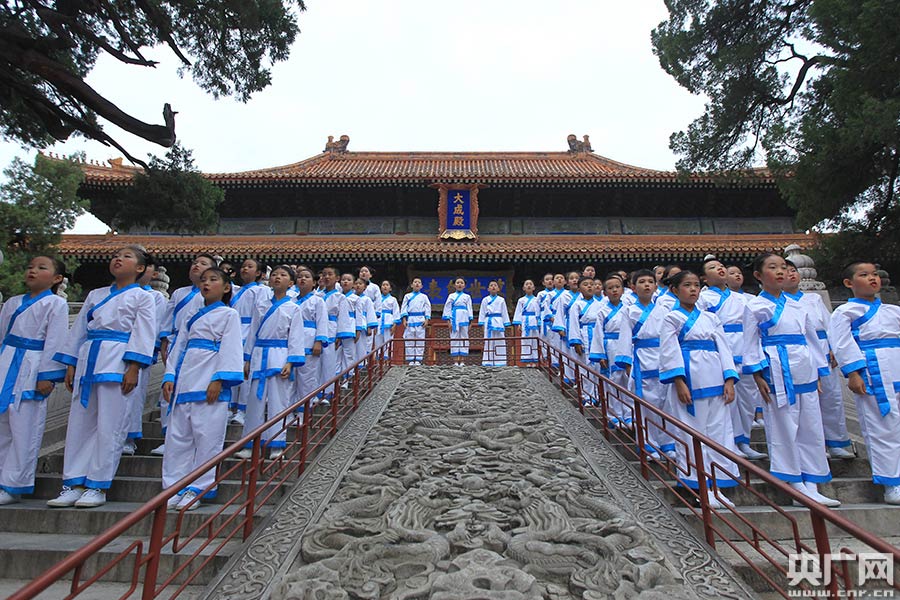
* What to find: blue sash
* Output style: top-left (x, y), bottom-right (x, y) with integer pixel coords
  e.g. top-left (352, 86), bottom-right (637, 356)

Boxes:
top-left (79, 329), bottom-right (131, 407)
top-left (676, 306), bottom-right (703, 416)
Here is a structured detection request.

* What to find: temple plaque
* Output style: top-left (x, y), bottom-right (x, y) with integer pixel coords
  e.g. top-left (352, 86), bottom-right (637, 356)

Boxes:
top-left (435, 184), bottom-right (482, 240)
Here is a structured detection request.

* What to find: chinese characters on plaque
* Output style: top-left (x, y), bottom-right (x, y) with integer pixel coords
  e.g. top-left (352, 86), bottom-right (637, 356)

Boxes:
top-left (436, 184), bottom-right (481, 240)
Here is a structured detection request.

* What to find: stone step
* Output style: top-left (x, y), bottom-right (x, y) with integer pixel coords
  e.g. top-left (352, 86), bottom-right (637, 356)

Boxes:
top-left (715, 536), bottom-right (900, 593)
top-left (0, 532), bottom-right (240, 583)
top-left (627, 453), bottom-right (873, 479)
top-left (0, 500), bottom-right (270, 536)
top-left (655, 477), bottom-right (883, 507)
top-left (676, 503), bottom-right (900, 541)
top-left (0, 578), bottom-right (206, 600)
top-left (32, 474), bottom-right (292, 505)
top-left (38, 452), bottom-right (309, 480)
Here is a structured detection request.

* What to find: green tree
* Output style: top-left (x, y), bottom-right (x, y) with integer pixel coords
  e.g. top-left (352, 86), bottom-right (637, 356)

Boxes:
top-left (0, 154), bottom-right (87, 298)
top-left (652, 0), bottom-right (900, 271)
top-left (0, 1), bottom-right (304, 166)
top-left (89, 143), bottom-right (224, 234)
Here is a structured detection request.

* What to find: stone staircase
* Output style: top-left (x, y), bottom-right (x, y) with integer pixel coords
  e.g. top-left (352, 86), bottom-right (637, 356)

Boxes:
top-left (0, 411), bottom-right (302, 599)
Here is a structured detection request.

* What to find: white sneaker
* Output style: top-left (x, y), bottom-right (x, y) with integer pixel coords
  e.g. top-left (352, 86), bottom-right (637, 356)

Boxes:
top-left (177, 490), bottom-right (199, 511)
top-left (150, 444), bottom-right (165, 456)
top-left (235, 448), bottom-right (253, 459)
top-left (664, 450), bottom-right (678, 461)
top-left (751, 419), bottom-right (766, 429)
top-left (231, 411), bottom-right (245, 425)
top-left (74, 488), bottom-right (106, 508)
top-left (340, 381), bottom-right (350, 390)
top-left (707, 490), bottom-right (734, 509)
top-left (827, 446), bottom-right (855, 460)
top-left (47, 486), bottom-right (84, 508)
top-left (792, 482), bottom-right (840, 507)
top-left (0, 489), bottom-right (20, 505)
top-left (121, 440), bottom-right (136, 456)
top-left (884, 485), bottom-right (900, 505)
top-left (269, 448), bottom-right (284, 459)
top-left (647, 451), bottom-right (662, 462)
top-left (737, 443), bottom-right (768, 460)
top-left (167, 493), bottom-right (183, 509)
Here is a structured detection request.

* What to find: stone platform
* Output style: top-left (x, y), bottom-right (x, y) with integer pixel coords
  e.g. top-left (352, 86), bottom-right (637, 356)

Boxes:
top-left (203, 367), bottom-right (756, 600)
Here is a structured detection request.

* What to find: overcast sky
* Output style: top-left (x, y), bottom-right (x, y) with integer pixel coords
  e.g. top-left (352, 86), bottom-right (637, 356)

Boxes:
top-left (0, 1), bottom-right (708, 233)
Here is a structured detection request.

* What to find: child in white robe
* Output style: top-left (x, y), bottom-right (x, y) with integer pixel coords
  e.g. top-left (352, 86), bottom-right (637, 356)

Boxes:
top-left (590, 274), bottom-right (629, 427)
top-left (152, 253), bottom-right (217, 455)
top-left (294, 268), bottom-right (329, 402)
top-left (354, 278), bottom-right (378, 365)
top-left (161, 267), bottom-right (243, 510)
top-left (567, 277), bottom-right (602, 403)
top-left (0, 256), bottom-right (68, 504)
top-left (48, 246), bottom-right (156, 508)
top-left (698, 258), bottom-right (767, 461)
top-left (513, 280), bottom-right (541, 365)
top-left (782, 262), bottom-right (853, 458)
top-left (123, 257), bottom-right (167, 456)
top-left (358, 266), bottom-right (381, 353)
top-left (318, 267), bottom-right (354, 401)
top-left (400, 278), bottom-right (431, 365)
top-left (743, 253), bottom-right (838, 507)
top-left (337, 273), bottom-right (359, 379)
top-left (442, 278), bottom-right (473, 365)
top-left (536, 273), bottom-right (554, 345)
top-left (829, 262), bottom-right (900, 505)
top-left (376, 281), bottom-right (400, 356)
top-left (552, 272), bottom-right (582, 382)
top-left (543, 274), bottom-right (567, 368)
top-left (479, 281), bottom-right (511, 367)
top-left (610, 269), bottom-right (674, 460)
top-left (239, 266), bottom-right (305, 459)
top-left (229, 258), bottom-right (271, 426)
top-left (659, 270), bottom-right (741, 509)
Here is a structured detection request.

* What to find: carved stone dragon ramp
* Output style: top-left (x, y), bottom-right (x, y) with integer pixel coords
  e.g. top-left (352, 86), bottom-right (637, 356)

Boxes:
top-left (204, 367), bottom-right (755, 600)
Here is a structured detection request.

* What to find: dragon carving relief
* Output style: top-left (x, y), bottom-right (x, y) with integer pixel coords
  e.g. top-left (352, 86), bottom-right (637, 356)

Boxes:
top-left (272, 367), bottom-right (695, 600)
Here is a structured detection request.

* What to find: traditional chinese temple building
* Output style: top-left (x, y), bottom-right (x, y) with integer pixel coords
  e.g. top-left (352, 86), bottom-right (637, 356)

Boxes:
top-left (58, 135), bottom-right (813, 307)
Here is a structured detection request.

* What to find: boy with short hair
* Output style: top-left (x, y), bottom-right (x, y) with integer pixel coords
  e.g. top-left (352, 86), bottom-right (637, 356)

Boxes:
top-left (829, 262), bottom-right (900, 504)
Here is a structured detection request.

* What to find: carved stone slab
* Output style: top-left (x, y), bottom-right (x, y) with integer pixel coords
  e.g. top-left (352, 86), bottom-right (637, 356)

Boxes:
top-left (202, 367), bottom-right (756, 600)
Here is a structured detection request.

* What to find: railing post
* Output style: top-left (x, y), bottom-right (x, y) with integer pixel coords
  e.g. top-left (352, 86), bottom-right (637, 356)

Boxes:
top-left (141, 503), bottom-right (168, 600)
top-left (353, 368), bottom-right (360, 410)
top-left (331, 378), bottom-right (340, 437)
top-left (598, 378), bottom-right (611, 440)
top-left (692, 437), bottom-right (716, 548)
top-left (298, 400), bottom-right (310, 476)
top-left (575, 362), bottom-right (584, 413)
top-left (243, 436), bottom-right (261, 541)
top-left (633, 399), bottom-right (649, 480)
top-left (810, 511), bottom-right (840, 599)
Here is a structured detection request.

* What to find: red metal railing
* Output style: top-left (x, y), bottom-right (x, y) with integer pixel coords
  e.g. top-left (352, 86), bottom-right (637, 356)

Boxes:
top-left (534, 337), bottom-right (900, 598)
top-left (13, 335), bottom-right (900, 599)
top-left (10, 341), bottom-right (396, 600)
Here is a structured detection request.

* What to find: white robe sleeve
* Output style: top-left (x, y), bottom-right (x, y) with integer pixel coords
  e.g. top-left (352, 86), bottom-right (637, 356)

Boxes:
top-left (37, 298), bottom-right (70, 382)
top-left (711, 316), bottom-right (739, 382)
top-left (567, 301), bottom-right (583, 348)
top-left (589, 318), bottom-right (606, 362)
top-left (658, 314), bottom-right (686, 385)
top-left (512, 298), bottom-right (525, 327)
top-left (477, 299), bottom-right (487, 326)
top-left (828, 306), bottom-right (866, 377)
top-left (441, 296), bottom-right (452, 322)
top-left (608, 311), bottom-right (633, 369)
top-left (466, 296), bottom-right (474, 322)
top-left (213, 310), bottom-right (245, 388)
top-left (741, 303), bottom-right (766, 375)
top-left (286, 308), bottom-right (306, 366)
top-left (314, 298), bottom-right (329, 344)
top-left (123, 291), bottom-right (157, 368)
top-left (336, 297), bottom-right (355, 340)
top-left (424, 296), bottom-right (432, 323)
top-left (552, 297), bottom-right (567, 334)
top-left (802, 308), bottom-right (828, 375)
top-left (400, 294), bottom-right (410, 321)
top-left (243, 301), bottom-right (262, 362)
top-left (54, 290), bottom-right (94, 367)
top-left (162, 324), bottom-right (187, 384)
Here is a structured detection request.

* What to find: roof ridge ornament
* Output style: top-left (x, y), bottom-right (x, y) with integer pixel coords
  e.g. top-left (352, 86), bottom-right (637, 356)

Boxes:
top-left (324, 134), bottom-right (350, 154)
top-left (566, 134), bottom-right (592, 154)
